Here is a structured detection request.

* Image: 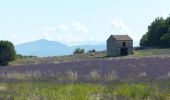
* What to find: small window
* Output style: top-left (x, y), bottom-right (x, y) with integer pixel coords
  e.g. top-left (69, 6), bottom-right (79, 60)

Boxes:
top-left (123, 42), bottom-right (126, 47)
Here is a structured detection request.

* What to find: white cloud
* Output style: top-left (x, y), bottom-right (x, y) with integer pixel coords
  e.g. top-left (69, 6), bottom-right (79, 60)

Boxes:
top-left (72, 22), bottom-right (89, 33)
top-left (1, 32), bottom-right (27, 45)
top-left (39, 22), bottom-right (89, 35)
top-left (36, 19), bottom-right (141, 46)
top-left (57, 24), bottom-right (70, 32)
top-left (110, 19), bottom-right (143, 42)
top-left (42, 32), bottom-right (50, 38)
top-left (54, 34), bottom-right (95, 45)
top-left (37, 22), bottom-right (90, 45)
top-left (111, 19), bottom-right (131, 34)
top-left (56, 35), bottom-right (84, 43)
top-left (39, 25), bottom-right (68, 40)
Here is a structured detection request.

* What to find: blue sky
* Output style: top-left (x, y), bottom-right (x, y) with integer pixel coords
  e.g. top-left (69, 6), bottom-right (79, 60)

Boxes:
top-left (0, 0), bottom-right (170, 46)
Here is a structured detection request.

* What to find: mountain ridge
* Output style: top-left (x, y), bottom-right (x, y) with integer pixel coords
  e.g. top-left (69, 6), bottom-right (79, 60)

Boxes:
top-left (15, 39), bottom-right (106, 57)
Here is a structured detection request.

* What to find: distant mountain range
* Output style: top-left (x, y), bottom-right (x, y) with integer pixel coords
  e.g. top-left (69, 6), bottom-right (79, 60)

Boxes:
top-left (15, 39), bottom-right (106, 57)
top-left (15, 39), bottom-right (139, 57)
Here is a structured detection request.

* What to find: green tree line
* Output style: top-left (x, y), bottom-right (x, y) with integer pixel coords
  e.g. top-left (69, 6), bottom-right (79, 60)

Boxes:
top-left (140, 16), bottom-right (170, 48)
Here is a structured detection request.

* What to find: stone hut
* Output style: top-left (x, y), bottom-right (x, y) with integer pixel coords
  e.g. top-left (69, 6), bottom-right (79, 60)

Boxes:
top-left (107, 35), bottom-right (133, 56)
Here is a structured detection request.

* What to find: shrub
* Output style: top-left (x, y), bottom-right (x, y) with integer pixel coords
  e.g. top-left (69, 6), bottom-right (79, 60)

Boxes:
top-left (0, 40), bottom-right (16, 66)
top-left (73, 48), bottom-right (85, 54)
top-left (88, 49), bottom-right (96, 53)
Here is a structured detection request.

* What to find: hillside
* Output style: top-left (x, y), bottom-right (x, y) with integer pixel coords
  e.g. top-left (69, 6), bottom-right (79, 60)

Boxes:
top-left (15, 39), bottom-right (71, 57)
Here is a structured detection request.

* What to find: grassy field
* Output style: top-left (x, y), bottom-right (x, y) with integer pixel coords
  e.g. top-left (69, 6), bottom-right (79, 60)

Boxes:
top-left (0, 82), bottom-right (169, 100)
top-left (0, 48), bottom-right (169, 100)
top-left (133, 48), bottom-right (170, 56)
top-left (10, 51), bottom-right (106, 66)
top-left (10, 48), bottom-right (170, 66)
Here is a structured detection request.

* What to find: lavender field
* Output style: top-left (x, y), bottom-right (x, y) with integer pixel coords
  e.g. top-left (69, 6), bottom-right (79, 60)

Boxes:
top-left (1, 56), bottom-right (170, 82)
top-left (0, 55), bottom-right (170, 99)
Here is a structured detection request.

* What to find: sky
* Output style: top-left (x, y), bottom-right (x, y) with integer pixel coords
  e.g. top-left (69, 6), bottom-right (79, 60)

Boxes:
top-left (0, 0), bottom-right (170, 46)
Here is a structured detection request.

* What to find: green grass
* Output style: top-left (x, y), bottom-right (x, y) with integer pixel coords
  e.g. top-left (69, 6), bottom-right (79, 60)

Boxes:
top-left (10, 51), bottom-right (107, 66)
top-left (133, 48), bottom-right (170, 56)
top-left (0, 82), bottom-right (169, 100)
top-left (10, 48), bottom-right (170, 66)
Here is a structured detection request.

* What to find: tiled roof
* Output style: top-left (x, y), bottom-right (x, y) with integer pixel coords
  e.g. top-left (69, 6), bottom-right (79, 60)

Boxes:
top-left (111, 35), bottom-right (133, 41)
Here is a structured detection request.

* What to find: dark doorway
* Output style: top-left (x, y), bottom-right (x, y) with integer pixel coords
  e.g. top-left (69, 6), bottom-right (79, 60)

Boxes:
top-left (123, 42), bottom-right (126, 47)
top-left (121, 47), bottom-right (128, 56)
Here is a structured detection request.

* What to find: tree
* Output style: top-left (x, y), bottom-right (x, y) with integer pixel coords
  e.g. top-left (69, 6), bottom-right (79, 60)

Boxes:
top-left (160, 33), bottom-right (170, 48)
top-left (165, 16), bottom-right (170, 26)
top-left (140, 16), bottom-right (170, 48)
top-left (139, 34), bottom-right (149, 47)
top-left (147, 17), bottom-right (166, 46)
top-left (73, 48), bottom-right (85, 54)
top-left (0, 40), bottom-right (16, 66)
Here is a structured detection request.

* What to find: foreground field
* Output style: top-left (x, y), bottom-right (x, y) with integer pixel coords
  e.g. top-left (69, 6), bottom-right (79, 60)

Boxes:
top-left (0, 82), bottom-right (169, 100)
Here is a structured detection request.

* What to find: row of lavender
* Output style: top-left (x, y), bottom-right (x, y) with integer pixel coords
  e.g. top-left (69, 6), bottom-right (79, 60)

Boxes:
top-left (0, 56), bottom-right (170, 83)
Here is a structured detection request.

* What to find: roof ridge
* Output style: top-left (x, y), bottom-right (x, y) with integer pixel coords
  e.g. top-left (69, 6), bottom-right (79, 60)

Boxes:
top-left (110, 35), bottom-right (133, 41)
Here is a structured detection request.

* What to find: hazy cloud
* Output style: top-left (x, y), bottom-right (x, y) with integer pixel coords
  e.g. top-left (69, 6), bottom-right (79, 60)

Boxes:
top-left (110, 19), bottom-right (142, 42)
top-left (72, 22), bottom-right (89, 33)
top-left (39, 22), bottom-right (89, 34)
top-left (111, 19), bottom-right (131, 34)
top-left (57, 24), bottom-right (70, 32)
top-left (37, 19), bottom-right (140, 45)
top-left (38, 22), bottom-right (91, 45)
top-left (42, 32), bottom-right (50, 38)
top-left (54, 34), bottom-right (98, 46)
